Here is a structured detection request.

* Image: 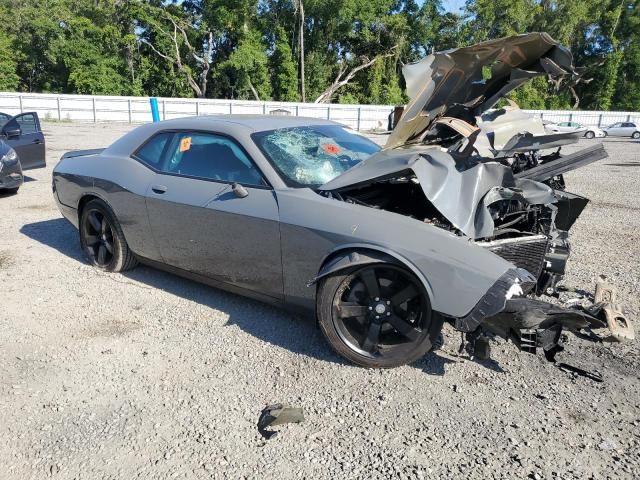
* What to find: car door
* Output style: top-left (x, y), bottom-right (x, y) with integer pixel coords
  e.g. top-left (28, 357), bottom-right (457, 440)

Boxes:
top-left (1, 112), bottom-right (45, 169)
top-left (606, 122), bottom-right (624, 136)
top-left (144, 130), bottom-right (284, 300)
top-left (621, 122), bottom-right (636, 136)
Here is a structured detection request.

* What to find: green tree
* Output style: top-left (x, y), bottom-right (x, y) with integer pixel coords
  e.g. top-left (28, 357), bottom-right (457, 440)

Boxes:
top-left (0, 7), bottom-right (19, 90)
top-left (219, 29), bottom-right (272, 100)
top-left (270, 27), bottom-right (298, 101)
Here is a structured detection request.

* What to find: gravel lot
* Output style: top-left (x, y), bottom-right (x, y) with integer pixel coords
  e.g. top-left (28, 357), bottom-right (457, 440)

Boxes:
top-left (1, 122), bottom-right (639, 479)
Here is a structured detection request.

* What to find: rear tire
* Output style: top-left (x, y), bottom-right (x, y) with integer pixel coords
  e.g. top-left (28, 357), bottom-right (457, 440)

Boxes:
top-left (79, 199), bottom-right (138, 272)
top-left (632, 132), bottom-right (640, 139)
top-left (584, 131), bottom-right (595, 139)
top-left (3, 187), bottom-right (19, 194)
top-left (317, 264), bottom-right (443, 368)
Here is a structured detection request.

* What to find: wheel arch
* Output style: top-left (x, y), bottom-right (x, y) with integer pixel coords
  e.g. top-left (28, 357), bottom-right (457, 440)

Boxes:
top-left (77, 192), bottom-right (111, 224)
top-left (312, 244), bottom-right (436, 307)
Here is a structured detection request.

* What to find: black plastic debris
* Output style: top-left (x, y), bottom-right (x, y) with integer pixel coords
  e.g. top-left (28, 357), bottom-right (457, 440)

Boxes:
top-left (257, 404), bottom-right (305, 440)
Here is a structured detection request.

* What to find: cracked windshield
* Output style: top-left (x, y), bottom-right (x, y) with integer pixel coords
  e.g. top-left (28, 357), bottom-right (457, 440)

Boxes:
top-left (252, 125), bottom-right (380, 187)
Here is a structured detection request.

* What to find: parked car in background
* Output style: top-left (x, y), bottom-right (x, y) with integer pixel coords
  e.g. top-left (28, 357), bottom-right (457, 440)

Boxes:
top-left (0, 112), bottom-right (46, 171)
top-left (603, 122), bottom-right (640, 139)
top-left (0, 140), bottom-right (23, 193)
top-left (545, 121), bottom-right (605, 139)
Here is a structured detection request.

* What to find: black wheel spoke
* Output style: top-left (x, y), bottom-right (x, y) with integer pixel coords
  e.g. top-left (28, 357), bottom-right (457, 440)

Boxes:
top-left (361, 322), bottom-right (381, 352)
top-left (331, 265), bottom-right (432, 362)
top-left (391, 284), bottom-right (419, 307)
top-left (387, 314), bottom-right (420, 341)
top-left (101, 218), bottom-right (108, 235)
top-left (103, 239), bottom-right (114, 254)
top-left (85, 235), bottom-right (100, 247)
top-left (337, 303), bottom-right (369, 319)
top-left (359, 269), bottom-right (380, 299)
top-left (88, 212), bottom-right (101, 232)
top-left (97, 244), bottom-right (107, 265)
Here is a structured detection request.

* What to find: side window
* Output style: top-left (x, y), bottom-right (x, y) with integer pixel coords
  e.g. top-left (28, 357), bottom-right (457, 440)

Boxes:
top-left (133, 132), bottom-right (173, 169)
top-left (623, 122), bottom-right (634, 128)
top-left (0, 113), bottom-right (10, 128)
top-left (558, 122), bottom-right (568, 126)
top-left (4, 113), bottom-right (39, 135)
top-left (160, 132), bottom-right (266, 187)
top-left (16, 113), bottom-right (38, 134)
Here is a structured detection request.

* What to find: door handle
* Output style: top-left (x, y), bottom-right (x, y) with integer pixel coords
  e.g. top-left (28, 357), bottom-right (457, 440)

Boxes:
top-left (151, 185), bottom-right (167, 194)
top-left (33, 139), bottom-right (43, 144)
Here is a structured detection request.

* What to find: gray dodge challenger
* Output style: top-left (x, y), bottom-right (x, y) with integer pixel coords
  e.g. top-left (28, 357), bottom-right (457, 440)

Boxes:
top-left (53, 33), bottom-right (633, 369)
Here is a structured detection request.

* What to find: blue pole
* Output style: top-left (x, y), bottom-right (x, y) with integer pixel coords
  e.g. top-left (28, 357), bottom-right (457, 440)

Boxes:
top-left (150, 97), bottom-right (160, 122)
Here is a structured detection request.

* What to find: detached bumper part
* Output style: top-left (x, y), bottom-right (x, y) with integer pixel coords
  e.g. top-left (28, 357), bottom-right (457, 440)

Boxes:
top-left (594, 275), bottom-right (635, 342)
top-left (455, 268), bottom-right (536, 332)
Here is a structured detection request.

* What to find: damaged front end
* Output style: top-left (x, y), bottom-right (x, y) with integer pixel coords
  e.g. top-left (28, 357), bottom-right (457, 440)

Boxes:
top-left (319, 32), bottom-right (634, 367)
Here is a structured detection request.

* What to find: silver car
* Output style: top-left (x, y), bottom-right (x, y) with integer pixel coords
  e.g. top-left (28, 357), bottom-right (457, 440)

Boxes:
top-left (52, 33), bottom-right (632, 370)
top-left (603, 122), bottom-right (640, 138)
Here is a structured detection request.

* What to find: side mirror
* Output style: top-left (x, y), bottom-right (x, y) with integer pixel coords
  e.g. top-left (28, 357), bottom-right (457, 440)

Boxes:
top-left (232, 182), bottom-right (249, 198)
top-left (3, 128), bottom-right (20, 139)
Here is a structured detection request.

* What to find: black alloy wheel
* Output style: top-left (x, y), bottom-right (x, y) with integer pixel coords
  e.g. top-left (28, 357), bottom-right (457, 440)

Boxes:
top-left (79, 199), bottom-right (138, 272)
top-left (318, 264), bottom-right (441, 368)
top-left (82, 208), bottom-right (115, 267)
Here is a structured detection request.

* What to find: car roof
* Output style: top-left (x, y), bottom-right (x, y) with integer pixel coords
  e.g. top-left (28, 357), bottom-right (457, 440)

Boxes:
top-left (150, 114), bottom-right (340, 133)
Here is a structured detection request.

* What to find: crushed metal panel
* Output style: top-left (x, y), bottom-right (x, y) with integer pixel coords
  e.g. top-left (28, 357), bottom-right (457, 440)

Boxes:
top-left (386, 32), bottom-right (576, 149)
top-left (515, 143), bottom-right (608, 182)
top-left (320, 145), bottom-right (557, 239)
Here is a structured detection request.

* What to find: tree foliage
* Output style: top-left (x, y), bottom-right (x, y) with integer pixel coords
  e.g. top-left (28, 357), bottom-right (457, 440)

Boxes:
top-left (0, 0), bottom-right (637, 111)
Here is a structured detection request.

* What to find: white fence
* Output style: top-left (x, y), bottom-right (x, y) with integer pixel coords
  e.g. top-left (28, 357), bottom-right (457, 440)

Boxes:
top-left (0, 92), bottom-right (638, 130)
top-left (0, 92), bottom-right (393, 132)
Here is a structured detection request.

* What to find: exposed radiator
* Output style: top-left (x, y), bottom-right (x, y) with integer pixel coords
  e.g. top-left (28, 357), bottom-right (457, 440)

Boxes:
top-left (479, 235), bottom-right (549, 278)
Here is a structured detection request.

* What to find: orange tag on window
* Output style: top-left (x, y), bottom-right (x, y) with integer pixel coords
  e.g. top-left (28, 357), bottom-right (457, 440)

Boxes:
top-left (180, 137), bottom-right (192, 152)
top-left (322, 144), bottom-right (340, 155)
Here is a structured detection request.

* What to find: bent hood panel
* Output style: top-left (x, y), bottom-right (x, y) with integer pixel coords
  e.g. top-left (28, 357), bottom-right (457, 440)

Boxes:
top-left (386, 32), bottom-right (575, 148)
top-left (319, 146), bottom-right (556, 239)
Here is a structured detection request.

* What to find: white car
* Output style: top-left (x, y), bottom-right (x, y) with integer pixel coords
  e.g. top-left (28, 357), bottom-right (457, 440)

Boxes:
top-left (545, 121), bottom-right (605, 139)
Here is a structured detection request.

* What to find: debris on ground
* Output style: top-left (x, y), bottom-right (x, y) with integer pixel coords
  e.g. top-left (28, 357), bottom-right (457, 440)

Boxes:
top-left (258, 404), bottom-right (305, 440)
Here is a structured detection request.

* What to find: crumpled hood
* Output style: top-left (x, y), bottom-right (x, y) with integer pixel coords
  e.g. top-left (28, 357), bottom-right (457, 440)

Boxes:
top-left (319, 145), bottom-right (556, 239)
top-left (386, 32), bottom-right (576, 148)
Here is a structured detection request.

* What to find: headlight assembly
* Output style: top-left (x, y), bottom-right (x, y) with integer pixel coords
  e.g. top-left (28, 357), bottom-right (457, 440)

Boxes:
top-left (1, 148), bottom-right (19, 167)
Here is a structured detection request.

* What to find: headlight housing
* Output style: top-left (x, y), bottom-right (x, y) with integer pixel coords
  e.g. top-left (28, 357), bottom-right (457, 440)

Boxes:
top-left (1, 148), bottom-right (19, 167)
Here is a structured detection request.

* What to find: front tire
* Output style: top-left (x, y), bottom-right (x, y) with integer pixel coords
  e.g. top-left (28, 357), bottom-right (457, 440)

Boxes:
top-left (80, 199), bottom-right (138, 272)
top-left (585, 131), bottom-right (595, 139)
top-left (632, 132), bottom-right (640, 139)
top-left (317, 264), bottom-right (443, 368)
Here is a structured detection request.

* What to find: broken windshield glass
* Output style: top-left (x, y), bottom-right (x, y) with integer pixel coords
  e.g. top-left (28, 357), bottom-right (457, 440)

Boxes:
top-left (252, 125), bottom-right (380, 187)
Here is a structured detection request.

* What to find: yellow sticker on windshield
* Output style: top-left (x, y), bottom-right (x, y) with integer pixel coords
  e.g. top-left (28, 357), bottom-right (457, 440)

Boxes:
top-left (180, 137), bottom-right (192, 152)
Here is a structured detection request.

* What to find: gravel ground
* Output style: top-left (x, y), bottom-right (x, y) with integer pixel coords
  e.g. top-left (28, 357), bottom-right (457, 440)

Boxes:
top-left (1, 122), bottom-right (639, 479)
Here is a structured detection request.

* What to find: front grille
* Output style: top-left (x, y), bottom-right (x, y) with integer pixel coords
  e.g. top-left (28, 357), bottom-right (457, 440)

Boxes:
top-left (482, 235), bottom-right (549, 278)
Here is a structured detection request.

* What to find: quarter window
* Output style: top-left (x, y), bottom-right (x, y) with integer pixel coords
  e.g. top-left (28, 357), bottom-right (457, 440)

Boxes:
top-left (134, 132), bottom-right (173, 168)
top-left (161, 132), bottom-right (265, 186)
